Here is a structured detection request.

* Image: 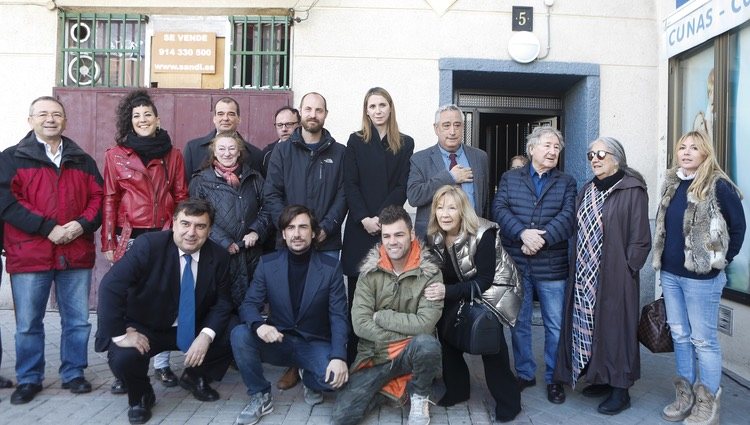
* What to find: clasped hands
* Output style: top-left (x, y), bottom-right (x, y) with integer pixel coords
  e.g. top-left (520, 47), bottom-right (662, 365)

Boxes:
top-left (256, 324), bottom-right (348, 388)
top-left (520, 229), bottom-right (546, 256)
top-left (47, 221), bottom-right (83, 245)
top-left (361, 216), bottom-right (380, 235)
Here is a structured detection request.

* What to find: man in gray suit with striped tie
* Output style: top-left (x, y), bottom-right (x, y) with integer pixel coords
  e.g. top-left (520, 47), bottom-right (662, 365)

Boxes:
top-left (407, 104), bottom-right (489, 237)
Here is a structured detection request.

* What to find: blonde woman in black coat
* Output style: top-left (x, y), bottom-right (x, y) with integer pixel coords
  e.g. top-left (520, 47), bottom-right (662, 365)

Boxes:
top-left (342, 87), bottom-right (414, 364)
top-left (425, 185), bottom-right (521, 423)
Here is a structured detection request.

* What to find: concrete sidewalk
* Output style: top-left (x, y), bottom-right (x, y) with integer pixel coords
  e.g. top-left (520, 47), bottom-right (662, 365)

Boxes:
top-left (0, 309), bottom-right (747, 424)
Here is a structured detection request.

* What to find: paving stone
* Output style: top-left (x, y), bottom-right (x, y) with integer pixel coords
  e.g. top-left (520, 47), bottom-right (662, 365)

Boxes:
top-left (0, 310), bottom-right (748, 424)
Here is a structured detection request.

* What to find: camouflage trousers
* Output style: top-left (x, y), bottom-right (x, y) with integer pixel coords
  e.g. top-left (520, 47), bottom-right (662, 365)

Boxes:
top-left (331, 334), bottom-right (442, 425)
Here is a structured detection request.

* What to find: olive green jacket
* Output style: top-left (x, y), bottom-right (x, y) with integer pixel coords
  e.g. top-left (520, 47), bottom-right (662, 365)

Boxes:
top-left (351, 240), bottom-right (443, 370)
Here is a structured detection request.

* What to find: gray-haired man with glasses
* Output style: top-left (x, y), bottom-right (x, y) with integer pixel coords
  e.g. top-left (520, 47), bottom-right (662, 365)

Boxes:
top-left (407, 104), bottom-right (490, 237)
top-left (0, 96), bottom-right (103, 404)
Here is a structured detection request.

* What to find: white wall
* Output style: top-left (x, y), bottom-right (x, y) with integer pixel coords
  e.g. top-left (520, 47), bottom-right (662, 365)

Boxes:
top-left (289, 0), bottom-right (660, 168)
top-left (0, 0), bottom-right (661, 173)
top-left (2, 0), bottom-right (749, 384)
top-left (0, 5), bottom-right (59, 147)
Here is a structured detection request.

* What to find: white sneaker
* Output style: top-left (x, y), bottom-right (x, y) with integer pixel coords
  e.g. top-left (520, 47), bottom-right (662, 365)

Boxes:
top-left (298, 368), bottom-right (323, 406)
top-left (408, 393), bottom-right (433, 425)
top-left (236, 391), bottom-right (273, 425)
top-left (304, 385), bottom-right (324, 406)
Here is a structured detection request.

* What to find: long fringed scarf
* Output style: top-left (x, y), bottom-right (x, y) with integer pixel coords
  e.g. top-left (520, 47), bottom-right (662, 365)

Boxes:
top-left (213, 160), bottom-right (240, 188)
top-left (570, 180), bottom-right (618, 386)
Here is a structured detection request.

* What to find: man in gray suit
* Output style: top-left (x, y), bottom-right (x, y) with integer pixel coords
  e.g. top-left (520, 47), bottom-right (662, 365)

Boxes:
top-left (407, 104), bottom-right (489, 237)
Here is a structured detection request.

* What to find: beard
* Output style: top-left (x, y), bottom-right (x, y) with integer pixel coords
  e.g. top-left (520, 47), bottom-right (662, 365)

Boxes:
top-left (302, 118), bottom-right (323, 133)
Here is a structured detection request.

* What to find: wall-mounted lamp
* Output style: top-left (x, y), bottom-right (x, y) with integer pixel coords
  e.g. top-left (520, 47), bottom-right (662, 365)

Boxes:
top-left (507, 31), bottom-right (541, 64)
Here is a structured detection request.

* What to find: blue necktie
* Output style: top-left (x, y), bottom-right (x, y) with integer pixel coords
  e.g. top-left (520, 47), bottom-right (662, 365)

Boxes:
top-left (177, 254), bottom-right (196, 352)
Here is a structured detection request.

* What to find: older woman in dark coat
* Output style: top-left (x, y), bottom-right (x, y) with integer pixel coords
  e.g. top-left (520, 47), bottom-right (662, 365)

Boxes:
top-left (188, 131), bottom-right (269, 308)
top-left (554, 137), bottom-right (651, 415)
top-left (342, 87), bottom-right (414, 364)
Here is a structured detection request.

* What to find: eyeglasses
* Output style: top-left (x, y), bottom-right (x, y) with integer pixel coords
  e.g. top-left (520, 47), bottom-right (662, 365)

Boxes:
top-left (275, 122), bottom-right (298, 129)
top-left (586, 150), bottom-right (613, 161)
top-left (31, 112), bottom-right (64, 120)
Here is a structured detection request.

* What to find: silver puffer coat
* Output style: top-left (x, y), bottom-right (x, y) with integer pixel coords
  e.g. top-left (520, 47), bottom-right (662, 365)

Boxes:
top-left (429, 218), bottom-right (523, 326)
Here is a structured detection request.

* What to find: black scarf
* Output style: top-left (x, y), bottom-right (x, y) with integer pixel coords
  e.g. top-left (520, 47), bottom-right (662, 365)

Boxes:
top-left (592, 168), bottom-right (625, 192)
top-left (123, 128), bottom-right (173, 165)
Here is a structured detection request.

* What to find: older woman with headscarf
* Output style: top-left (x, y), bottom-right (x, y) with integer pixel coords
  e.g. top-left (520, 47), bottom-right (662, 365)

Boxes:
top-left (554, 137), bottom-right (651, 415)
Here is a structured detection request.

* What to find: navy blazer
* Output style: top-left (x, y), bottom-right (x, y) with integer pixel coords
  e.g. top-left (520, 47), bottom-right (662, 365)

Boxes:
top-left (238, 249), bottom-right (349, 361)
top-left (95, 231), bottom-right (232, 352)
top-left (407, 143), bottom-right (489, 237)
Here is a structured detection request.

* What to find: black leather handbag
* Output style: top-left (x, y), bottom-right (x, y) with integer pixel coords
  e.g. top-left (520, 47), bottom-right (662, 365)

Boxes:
top-left (441, 283), bottom-right (504, 355)
top-left (638, 297), bottom-right (674, 353)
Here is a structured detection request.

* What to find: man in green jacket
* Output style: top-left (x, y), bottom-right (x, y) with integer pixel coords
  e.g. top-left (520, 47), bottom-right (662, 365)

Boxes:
top-left (332, 205), bottom-right (443, 425)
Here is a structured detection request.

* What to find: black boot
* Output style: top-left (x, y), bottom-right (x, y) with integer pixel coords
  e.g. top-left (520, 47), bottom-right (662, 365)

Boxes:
top-left (597, 387), bottom-right (631, 415)
top-left (582, 383), bottom-right (611, 398)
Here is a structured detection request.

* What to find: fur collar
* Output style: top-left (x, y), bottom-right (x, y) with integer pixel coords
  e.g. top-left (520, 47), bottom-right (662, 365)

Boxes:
top-left (653, 168), bottom-right (729, 273)
top-left (359, 239), bottom-right (440, 277)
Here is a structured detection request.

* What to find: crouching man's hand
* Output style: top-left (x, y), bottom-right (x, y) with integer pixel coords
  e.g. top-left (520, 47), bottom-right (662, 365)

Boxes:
top-left (325, 359), bottom-right (348, 389)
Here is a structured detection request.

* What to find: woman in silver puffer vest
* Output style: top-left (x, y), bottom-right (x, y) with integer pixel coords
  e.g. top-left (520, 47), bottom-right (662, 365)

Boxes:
top-left (424, 185), bottom-right (521, 423)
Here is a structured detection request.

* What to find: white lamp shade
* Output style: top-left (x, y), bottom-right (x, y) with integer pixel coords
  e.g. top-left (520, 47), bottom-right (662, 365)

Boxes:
top-left (508, 31), bottom-right (541, 64)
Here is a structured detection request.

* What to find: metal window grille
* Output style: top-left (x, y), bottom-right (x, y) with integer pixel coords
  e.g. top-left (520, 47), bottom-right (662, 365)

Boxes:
top-left (59, 12), bottom-right (147, 87)
top-left (229, 16), bottom-right (290, 89)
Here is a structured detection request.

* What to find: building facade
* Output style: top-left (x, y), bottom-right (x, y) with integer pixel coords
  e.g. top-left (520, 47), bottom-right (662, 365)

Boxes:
top-left (0, 0), bottom-right (747, 381)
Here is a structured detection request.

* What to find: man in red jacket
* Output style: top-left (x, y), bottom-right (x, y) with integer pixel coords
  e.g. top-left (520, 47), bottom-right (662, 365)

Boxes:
top-left (0, 167), bottom-right (14, 390)
top-left (0, 96), bottom-right (103, 405)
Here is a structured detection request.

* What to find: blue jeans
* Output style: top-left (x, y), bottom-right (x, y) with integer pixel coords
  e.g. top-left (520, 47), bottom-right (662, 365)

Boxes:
top-left (510, 274), bottom-right (566, 384)
top-left (660, 270), bottom-right (726, 394)
top-left (231, 325), bottom-right (335, 396)
top-left (11, 269), bottom-right (92, 384)
top-left (153, 351), bottom-right (170, 369)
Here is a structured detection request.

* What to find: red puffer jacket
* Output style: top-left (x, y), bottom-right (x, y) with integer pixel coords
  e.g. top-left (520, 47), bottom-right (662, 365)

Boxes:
top-left (2, 132), bottom-right (103, 273)
top-left (101, 144), bottom-right (188, 252)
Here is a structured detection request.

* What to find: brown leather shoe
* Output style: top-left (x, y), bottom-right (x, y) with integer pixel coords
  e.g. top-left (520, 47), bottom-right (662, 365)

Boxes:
top-left (276, 367), bottom-right (300, 390)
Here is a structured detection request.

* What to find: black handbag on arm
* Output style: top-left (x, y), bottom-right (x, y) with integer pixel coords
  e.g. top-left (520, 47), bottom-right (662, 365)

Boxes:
top-left (441, 282), bottom-right (504, 355)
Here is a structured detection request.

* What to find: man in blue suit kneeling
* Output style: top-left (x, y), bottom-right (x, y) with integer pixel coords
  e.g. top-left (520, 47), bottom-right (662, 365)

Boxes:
top-left (231, 204), bottom-right (349, 425)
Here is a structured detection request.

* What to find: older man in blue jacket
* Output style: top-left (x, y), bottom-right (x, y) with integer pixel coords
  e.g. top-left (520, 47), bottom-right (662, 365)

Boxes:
top-left (492, 126), bottom-right (576, 405)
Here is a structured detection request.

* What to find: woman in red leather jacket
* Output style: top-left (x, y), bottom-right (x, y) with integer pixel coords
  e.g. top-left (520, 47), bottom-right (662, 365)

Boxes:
top-left (101, 90), bottom-right (188, 393)
top-left (102, 90), bottom-right (188, 262)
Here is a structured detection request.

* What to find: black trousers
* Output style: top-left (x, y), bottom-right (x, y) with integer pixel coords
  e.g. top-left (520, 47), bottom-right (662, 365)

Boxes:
top-left (108, 323), bottom-right (232, 406)
top-left (439, 324), bottom-right (521, 420)
top-left (346, 274), bottom-right (359, 365)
